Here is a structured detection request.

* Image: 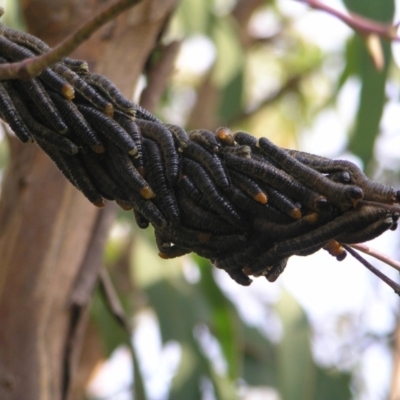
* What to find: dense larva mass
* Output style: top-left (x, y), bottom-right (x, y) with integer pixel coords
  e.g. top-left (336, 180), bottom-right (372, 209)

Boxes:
top-left (13, 78), bottom-right (68, 134)
top-left (0, 24), bottom-right (399, 290)
top-left (0, 82), bottom-right (32, 143)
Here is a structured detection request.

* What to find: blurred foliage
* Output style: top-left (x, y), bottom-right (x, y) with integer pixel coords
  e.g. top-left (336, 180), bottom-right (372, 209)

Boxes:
top-left (0, 0), bottom-right (398, 399)
top-left (0, 0), bottom-right (25, 180)
top-left (2, 0), bottom-right (26, 30)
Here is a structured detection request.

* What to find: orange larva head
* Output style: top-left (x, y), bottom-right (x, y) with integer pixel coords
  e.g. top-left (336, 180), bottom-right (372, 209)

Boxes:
top-left (62, 84), bottom-right (75, 100)
top-left (140, 186), bottom-right (155, 199)
top-left (216, 127), bottom-right (235, 146)
top-left (254, 192), bottom-right (268, 204)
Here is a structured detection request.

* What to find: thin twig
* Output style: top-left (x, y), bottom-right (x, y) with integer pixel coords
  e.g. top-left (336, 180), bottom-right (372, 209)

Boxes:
top-left (350, 243), bottom-right (400, 273)
top-left (99, 268), bottom-right (131, 333)
top-left (99, 268), bottom-right (148, 400)
top-left (0, 0), bottom-right (143, 80)
top-left (343, 244), bottom-right (400, 296)
top-left (296, 0), bottom-right (400, 41)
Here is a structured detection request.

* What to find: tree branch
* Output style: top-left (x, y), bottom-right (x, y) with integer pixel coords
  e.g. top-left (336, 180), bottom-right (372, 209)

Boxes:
top-left (0, 0), bottom-right (143, 80)
top-left (296, 0), bottom-right (400, 41)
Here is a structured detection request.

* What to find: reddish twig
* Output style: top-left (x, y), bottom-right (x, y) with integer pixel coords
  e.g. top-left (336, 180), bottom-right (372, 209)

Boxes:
top-left (0, 0), bottom-right (143, 81)
top-left (296, 0), bottom-right (400, 41)
top-left (343, 244), bottom-right (400, 296)
top-left (350, 243), bottom-right (400, 273)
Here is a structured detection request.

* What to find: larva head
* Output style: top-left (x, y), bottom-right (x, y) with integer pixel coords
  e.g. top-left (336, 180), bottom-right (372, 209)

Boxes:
top-left (348, 186), bottom-right (363, 200)
top-left (140, 186), bottom-right (156, 199)
top-left (265, 258), bottom-right (288, 282)
top-left (254, 192), bottom-right (268, 204)
top-left (104, 103), bottom-right (114, 117)
top-left (93, 198), bottom-right (105, 208)
top-left (62, 83), bottom-right (75, 100)
top-left (323, 239), bottom-right (346, 260)
top-left (216, 127), bottom-right (235, 146)
top-left (290, 207), bottom-right (302, 220)
top-left (328, 171), bottom-right (351, 184)
top-left (116, 200), bottom-right (132, 211)
top-left (338, 171), bottom-right (351, 184)
top-left (346, 186), bottom-right (364, 207)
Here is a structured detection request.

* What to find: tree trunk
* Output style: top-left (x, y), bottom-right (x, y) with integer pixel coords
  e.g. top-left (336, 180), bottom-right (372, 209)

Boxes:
top-left (0, 1), bottom-right (178, 399)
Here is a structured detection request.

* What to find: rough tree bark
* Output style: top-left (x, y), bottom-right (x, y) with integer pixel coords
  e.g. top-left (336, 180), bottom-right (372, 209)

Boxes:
top-left (0, 1), bottom-right (179, 399)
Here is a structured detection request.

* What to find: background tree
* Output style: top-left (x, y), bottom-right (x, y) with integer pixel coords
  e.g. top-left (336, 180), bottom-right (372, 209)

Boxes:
top-left (0, 0), bottom-right (399, 400)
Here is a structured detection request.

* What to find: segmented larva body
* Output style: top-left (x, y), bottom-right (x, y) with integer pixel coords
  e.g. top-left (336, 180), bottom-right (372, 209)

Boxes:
top-left (0, 22), bottom-right (399, 289)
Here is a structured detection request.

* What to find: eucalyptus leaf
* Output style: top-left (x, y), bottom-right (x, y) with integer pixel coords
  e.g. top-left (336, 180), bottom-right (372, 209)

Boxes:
top-left (211, 16), bottom-right (244, 88)
top-left (145, 277), bottom-right (210, 344)
top-left (342, 0), bottom-right (394, 21)
top-left (90, 286), bottom-right (127, 357)
top-left (174, 0), bottom-right (213, 35)
top-left (348, 35), bottom-right (391, 166)
top-left (242, 325), bottom-right (278, 387)
top-left (276, 291), bottom-right (316, 400)
top-left (195, 255), bottom-right (243, 380)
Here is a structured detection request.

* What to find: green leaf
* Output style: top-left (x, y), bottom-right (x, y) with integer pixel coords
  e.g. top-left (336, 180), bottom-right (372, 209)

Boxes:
top-left (174, 0), bottom-right (213, 35)
top-left (193, 337), bottom-right (239, 400)
top-left (242, 325), bottom-right (278, 387)
top-left (0, 140), bottom-right (9, 171)
top-left (169, 339), bottom-right (239, 400)
top-left (145, 277), bottom-right (209, 344)
top-left (90, 286), bottom-right (127, 357)
top-left (334, 1), bottom-right (395, 165)
top-left (195, 256), bottom-right (243, 380)
top-left (3, 0), bottom-right (26, 30)
top-left (336, 36), bottom-right (360, 93)
top-left (169, 344), bottom-right (203, 400)
top-left (348, 35), bottom-right (391, 166)
top-left (147, 271), bottom-right (241, 399)
top-left (218, 69), bottom-right (244, 124)
top-left (211, 16), bottom-right (244, 88)
top-left (314, 366), bottom-right (352, 400)
top-left (207, 360), bottom-right (239, 400)
top-left (276, 291), bottom-right (315, 400)
top-left (342, 0), bottom-right (394, 21)
top-left (90, 286), bottom-right (149, 398)
top-left (276, 292), bottom-right (352, 400)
